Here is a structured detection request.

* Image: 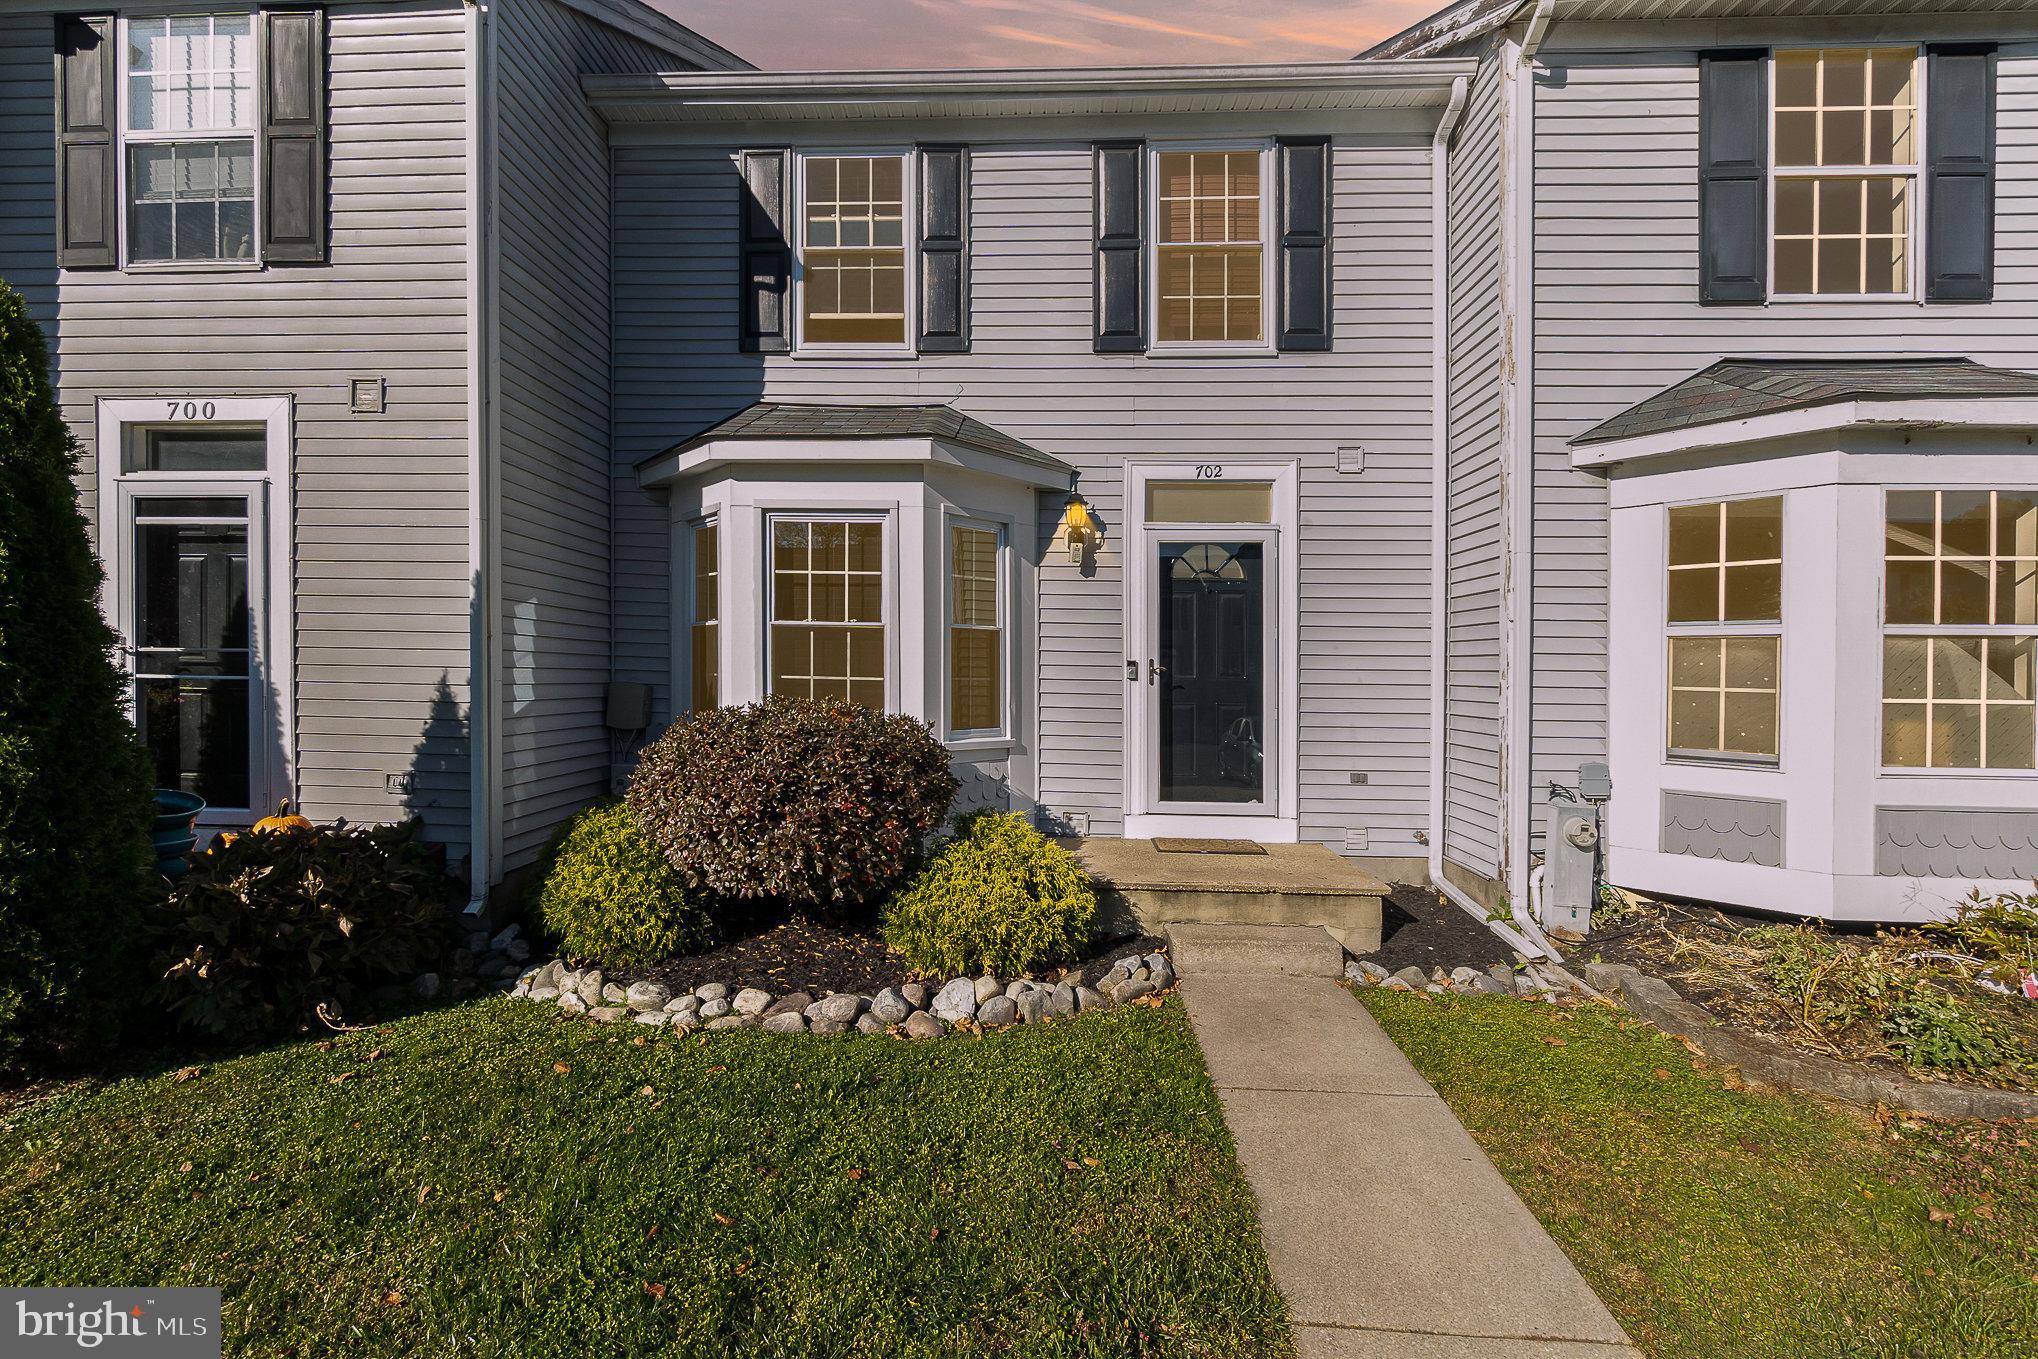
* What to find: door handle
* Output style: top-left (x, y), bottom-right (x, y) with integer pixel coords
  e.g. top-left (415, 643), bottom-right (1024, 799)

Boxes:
top-left (1148, 659), bottom-right (1165, 684)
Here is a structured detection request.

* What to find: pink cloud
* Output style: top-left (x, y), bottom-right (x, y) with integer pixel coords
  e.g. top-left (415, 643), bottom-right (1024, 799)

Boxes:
top-left (653, 0), bottom-right (1436, 70)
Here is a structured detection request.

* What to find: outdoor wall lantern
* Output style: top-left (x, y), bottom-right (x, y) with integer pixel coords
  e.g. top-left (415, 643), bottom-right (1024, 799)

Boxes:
top-left (1061, 491), bottom-right (1098, 563)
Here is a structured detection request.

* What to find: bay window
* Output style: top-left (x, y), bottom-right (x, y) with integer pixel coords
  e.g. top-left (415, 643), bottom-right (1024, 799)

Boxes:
top-left (689, 520), bottom-right (719, 712)
top-left (1155, 148), bottom-right (1267, 345)
top-left (1665, 496), bottom-right (1783, 760)
top-left (948, 524), bottom-right (1002, 735)
top-left (1771, 47), bottom-right (1919, 297)
top-left (125, 13), bottom-right (257, 264)
top-left (1882, 490), bottom-right (2038, 769)
top-left (769, 518), bottom-right (885, 709)
top-left (799, 155), bottom-right (908, 348)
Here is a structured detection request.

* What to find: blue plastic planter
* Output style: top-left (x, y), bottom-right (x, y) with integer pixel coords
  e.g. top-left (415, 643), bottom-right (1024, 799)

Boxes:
top-left (151, 789), bottom-right (206, 880)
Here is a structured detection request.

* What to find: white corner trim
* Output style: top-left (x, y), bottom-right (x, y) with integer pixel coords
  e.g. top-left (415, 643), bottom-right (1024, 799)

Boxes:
top-left (465, 0), bottom-right (500, 912)
top-left (1571, 398), bottom-right (2038, 469)
top-left (1502, 36), bottom-right (1537, 916)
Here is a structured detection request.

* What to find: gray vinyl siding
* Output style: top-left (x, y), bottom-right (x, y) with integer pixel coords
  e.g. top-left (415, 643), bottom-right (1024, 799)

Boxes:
top-left (1530, 36), bottom-right (2038, 826)
top-left (1443, 53), bottom-right (1506, 882)
top-left (611, 135), bottom-right (1437, 857)
top-left (492, 0), bottom-right (692, 868)
top-left (0, 13), bottom-right (56, 338)
top-left (4, 1), bottom-right (474, 859)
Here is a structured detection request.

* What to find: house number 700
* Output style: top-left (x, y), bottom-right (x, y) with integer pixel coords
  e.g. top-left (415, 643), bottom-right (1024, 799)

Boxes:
top-left (164, 400), bottom-right (217, 420)
top-left (1194, 464), bottom-right (1223, 479)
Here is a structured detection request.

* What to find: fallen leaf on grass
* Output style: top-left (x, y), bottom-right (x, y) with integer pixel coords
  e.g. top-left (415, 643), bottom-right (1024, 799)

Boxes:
top-left (178, 1162), bottom-right (193, 1175)
top-left (929, 1228), bottom-right (942, 1241)
top-left (846, 1168), bottom-right (866, 1181)
top-left (1540, 1037), bottom-right (1567, 1047)
top-left (380, 1290), bottom-right (402, 1307)
top-left (707, 1065), bottom-right (727, 1075)
top-left (1928, 1207), bottom-right (1957, 1224)
top-left (416, 1185), bottom-right (432, 1205)
top-left (493, 1190), bottom-right (507, 1203)
top-left (1062, 1159), bottom-right (1080, 1170)
top-left (329, 1072), bottom-right (354, 1085)
top-left (172, 1066), bottom-right (203, 1083)
top-left (712, 1212), bottom-right (732, 1227)
top-left (552, 1062), bottom-right (571, 1075)
top-left (1652, 1068), bottom-right (1672, 1081)
top-left (642, 1282), bottom-right (666, 1299)
top-left (639, 1085), bottom-right (655, 1097)
top-left (1973, 1205), bottom-right (1996, 1220)
top-left (1081, 1157), bottom-right (1098, 1167)
top-left (364, 1049), bottom-right (385, 1062)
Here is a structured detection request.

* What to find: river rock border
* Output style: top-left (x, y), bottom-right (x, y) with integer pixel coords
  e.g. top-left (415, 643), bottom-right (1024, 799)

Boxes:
top-left (506, 950), bottom-right (1177, 1038)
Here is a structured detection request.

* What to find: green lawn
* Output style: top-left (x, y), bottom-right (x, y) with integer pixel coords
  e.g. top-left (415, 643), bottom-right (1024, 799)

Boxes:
top-left (1361, 988), bottom-right (2038, 1359)
top-left (0, 997), bottom-right (1289, 1359)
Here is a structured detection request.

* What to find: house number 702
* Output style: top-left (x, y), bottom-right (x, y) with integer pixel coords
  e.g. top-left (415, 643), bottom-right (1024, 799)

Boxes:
top-left (1194, 464), bottom-right (1223, 479)
top-left (165, 400), bottom-right (217, 420)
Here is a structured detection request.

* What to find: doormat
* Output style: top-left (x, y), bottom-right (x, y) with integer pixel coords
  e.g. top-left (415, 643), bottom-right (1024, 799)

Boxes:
top-left (1150, 838), bottom-right (1268, 855)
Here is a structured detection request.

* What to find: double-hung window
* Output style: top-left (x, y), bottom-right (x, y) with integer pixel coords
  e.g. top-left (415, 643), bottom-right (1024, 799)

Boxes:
top-left (1665, 497), bottom-right (1784, 760)
top-left (125, 13), bottom-right (257, 264)
top-left (689, 520), bottom-right (719, 712)
top-left (1771, 47), bottom-right (1919, 297)
top-left (1882, 491), bottom-right (2037, 769)
top-left (769, 518), bottom-right (886, 710)
top-left (1154, 148), bottom-right (1268, 346)
top-left (798, 154), bottom-right (908, 349)
top-left (947, 524), bottom-right (1002, 736)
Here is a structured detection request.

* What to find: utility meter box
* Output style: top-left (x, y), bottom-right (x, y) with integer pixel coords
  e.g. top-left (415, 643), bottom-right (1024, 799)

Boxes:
top-left (1538, 799), bottom-right (1601, 936)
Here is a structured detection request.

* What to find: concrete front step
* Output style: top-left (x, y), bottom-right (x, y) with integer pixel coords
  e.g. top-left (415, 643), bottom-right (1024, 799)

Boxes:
top-left (1077, 839), bottom-right (1387, 953)
top-left (1167, 923), bottom-right (1346, 978)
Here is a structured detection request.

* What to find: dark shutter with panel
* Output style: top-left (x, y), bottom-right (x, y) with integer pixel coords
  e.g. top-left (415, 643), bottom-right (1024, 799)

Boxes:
top-left (917, 144), bottom-right (969, 353)
top-left (1094, 141), bottom-right (1146, 353)
top-left (1697, 50), bottom-right (1768, 305)
top-left (1276, 137), bottom-right (1331, 351)
top-left (260, 8), bottom-right (327, 263)
top-left (1926, 44), bottom-right (1997, 302)
top-left (53, 14), bottom-right (116, 270)
top-left (739, 149), bottom-right (791, 353)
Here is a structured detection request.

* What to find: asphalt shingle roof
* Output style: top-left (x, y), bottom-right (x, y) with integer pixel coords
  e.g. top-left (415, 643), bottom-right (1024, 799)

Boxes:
top-left (651, 402), bottom-right (1070, 475)
top-left (1571, 358), bottom-right (2038, 447)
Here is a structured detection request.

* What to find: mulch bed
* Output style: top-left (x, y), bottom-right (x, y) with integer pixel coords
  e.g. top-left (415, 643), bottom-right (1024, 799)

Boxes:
top-left (1360, 883), bottom-right (1521, 975)
top-left (598, 910), bottom-right (1164, 997)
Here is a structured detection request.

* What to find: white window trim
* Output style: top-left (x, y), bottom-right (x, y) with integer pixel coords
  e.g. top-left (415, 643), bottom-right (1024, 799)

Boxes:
top-left (679, 512), bottom-right (719, 714)
top-left (791, 149), bottom-right (916, 359)
top-left (761, 509), bottom-right (896, 710)
top-left (1765, 44), bottom-right (1926, 305)
top-left (116, 7), bottom-right (266, 273)
top-left (95, 395), bottom-right (295, 826)
top-left (1878, 487), bottom-right (2038, 776)
top-left (942, 511), bottom-right (1013, 746)
top-left (1662, 495), bottom-right (1787, 768)
top-left (1146, 139), bottom-right (1278, 356)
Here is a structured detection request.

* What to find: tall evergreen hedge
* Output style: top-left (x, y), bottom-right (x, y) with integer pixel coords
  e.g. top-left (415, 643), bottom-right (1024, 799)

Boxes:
top-left (0, 279), bottom-right (154, 1068)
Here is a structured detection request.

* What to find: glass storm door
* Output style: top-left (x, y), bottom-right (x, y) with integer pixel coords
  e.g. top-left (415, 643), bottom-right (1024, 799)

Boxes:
top-left (126, 492), bottom-right (260, 814)
top-left (1155, 539), bottom-right (1266, 806)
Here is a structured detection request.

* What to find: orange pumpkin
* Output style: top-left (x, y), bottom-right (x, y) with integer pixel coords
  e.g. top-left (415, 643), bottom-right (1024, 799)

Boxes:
top-left (252, 800), bottom-right (315, 836)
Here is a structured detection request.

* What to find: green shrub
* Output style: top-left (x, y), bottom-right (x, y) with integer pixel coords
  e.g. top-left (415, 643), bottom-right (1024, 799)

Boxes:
top-left (882, 813), bottom-right (1097, 977)
top-left (0, 280), bottom-right (155, 1069)
top-left (1882, 992), bottom-right (2009, 1074)
top-left (146, 819), bottom-right (454, 1037)
top-left (532, 800), bottom-right (715, 967)
top-left (628, 696), bottom-right (957, 915)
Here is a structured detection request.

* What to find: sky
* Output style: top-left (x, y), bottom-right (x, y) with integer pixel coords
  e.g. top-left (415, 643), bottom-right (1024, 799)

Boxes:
top-left (651, 0), bottom-right (1442, 70)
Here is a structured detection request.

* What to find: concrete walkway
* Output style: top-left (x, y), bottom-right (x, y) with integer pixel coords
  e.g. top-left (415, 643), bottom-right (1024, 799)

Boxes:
top-left (1179, 972), bottom-right (1645, 1359)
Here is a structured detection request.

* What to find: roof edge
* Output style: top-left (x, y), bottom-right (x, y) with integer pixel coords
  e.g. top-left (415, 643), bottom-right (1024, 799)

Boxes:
top-left (1572, 396), bottom-right (2038, 469)
top-left (549, 0), bottom-right (753, 71)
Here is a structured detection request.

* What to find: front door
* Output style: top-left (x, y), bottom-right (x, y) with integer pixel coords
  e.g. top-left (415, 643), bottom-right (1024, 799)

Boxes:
top-left (1156, 539), bottom-right (1265, 805)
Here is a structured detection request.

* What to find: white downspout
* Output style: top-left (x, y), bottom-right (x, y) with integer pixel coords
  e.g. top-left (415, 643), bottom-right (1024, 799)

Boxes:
top-left (1426, 74), bottom-right (1550, 963)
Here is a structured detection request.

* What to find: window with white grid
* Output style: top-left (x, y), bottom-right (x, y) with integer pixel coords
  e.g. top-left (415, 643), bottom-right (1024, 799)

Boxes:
top-left (1882, 490), bottom-right (2038, 770)
top-left (124, 13), bottom-right (257, 263)
top-left (769, 518), bottom-right (886, 710)
top-left (948, 524), bottom-right (1002, 735)
top-left (1665, 497), bottom-right (1783, 760)
top-left (1155, 149), bottom-right (1265, 344)
top-left (1771, 47), bottom-right (1919, 297)
top-left (800, 155), bottom-right (907, 347)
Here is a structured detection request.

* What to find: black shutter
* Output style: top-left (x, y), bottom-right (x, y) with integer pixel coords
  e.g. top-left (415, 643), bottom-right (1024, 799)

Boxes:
top-left (917, 144), bottom-right (969, 353)
top-left (739, 148), bottom-right (791, 353)
top-left (260, 8), bottom-right (327, 263)
top-left (1697, 49), bottom-right (1768, 305)
top-left (53, 14), bottom-right (116, 270)
top-left (1094, 141), bottom-right (1145, 353)
top-left (1926, 44), bottom-right (1997, 302)
top-left (1276, 137), bottom-right (1331, 351)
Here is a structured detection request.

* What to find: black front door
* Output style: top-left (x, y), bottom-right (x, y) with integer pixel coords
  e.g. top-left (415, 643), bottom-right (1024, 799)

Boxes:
top-left (1156, 540), bottom-right (1265, 804)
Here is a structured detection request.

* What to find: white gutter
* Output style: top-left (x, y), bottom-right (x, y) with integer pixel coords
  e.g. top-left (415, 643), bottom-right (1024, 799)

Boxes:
top-left (463, 0), bottom-right (498, 915)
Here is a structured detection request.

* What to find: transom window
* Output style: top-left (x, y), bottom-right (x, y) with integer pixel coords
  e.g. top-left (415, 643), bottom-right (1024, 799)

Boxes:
top-left (1665, 497), bottom-right (1783, 760)
top-left (1771, 47), bottom-right (1919, 297)
top-left (1882, 490), bottom-right (2038, 770)
top-left (1155, 149), bottom-right (1266, 345)
top-left (799, 155), bottom-right (907, 347)
top-left (125, 13), bottom-right (257, 264)
top-left (769, 518), bottom-right (885, 710)
top-left (689, 520), bottom-right (719, 713)
top-left (948, 525), bottom-right (1002, 735)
